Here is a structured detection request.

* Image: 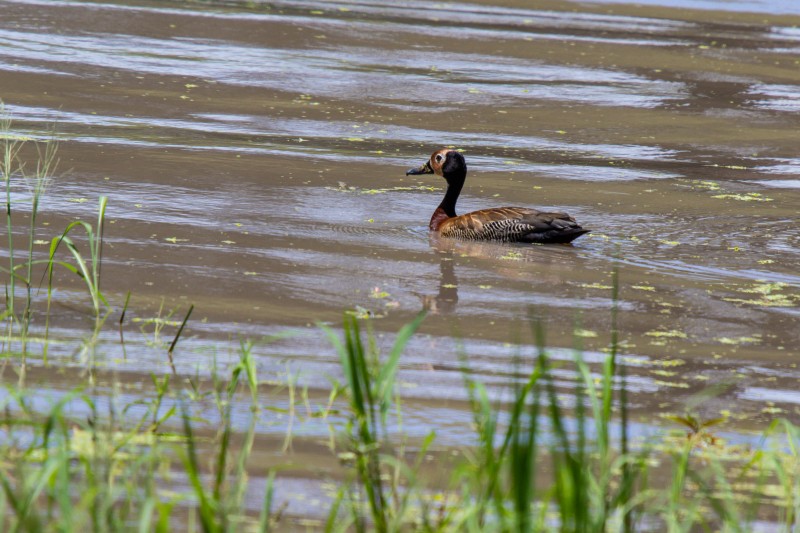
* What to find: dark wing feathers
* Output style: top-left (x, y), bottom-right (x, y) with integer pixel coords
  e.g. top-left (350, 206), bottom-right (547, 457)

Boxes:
top-left (440, 207), bottom-right (589, 244)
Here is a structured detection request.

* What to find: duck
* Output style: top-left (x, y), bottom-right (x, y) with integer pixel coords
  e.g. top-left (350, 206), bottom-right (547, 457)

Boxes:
top-left (406, 149), bottom-right (589, 244)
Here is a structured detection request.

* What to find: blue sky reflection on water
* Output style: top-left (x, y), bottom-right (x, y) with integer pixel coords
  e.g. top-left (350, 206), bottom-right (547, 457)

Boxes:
top-left (583, 0), bottom-right (800, 15)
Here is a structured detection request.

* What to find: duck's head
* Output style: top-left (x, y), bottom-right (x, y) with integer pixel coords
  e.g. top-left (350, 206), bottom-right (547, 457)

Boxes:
top-left (406, 149), bottom-right (467, 184)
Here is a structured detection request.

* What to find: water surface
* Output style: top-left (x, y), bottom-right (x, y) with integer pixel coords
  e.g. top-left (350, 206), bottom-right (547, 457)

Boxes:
top-left (1, 0), bottom-right (799, 523)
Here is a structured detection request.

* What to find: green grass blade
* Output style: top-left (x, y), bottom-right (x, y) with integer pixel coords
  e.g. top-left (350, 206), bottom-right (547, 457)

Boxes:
top-left (93, 195), bottom-right (107, 288)
top-left (376, 311), bottom-right (425, 425)
top-left (258, 470), bottom-right (276, 533)
top-left (179, 402), bottom-right (219, 533)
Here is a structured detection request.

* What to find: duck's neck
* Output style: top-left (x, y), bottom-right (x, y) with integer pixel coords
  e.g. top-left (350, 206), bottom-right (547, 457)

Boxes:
top-left (439, 178), bottom-right (463, 217)
top-left (430, 178), bottom-right (463, 231)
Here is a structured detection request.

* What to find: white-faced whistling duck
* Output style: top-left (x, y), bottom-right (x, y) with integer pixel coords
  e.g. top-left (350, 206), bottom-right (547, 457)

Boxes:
top-left (406, 149), bottom-right (590, 244)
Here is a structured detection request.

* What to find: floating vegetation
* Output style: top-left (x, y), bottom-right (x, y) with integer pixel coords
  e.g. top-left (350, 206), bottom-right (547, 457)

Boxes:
top-left (712, 192), bottom-right (774, 202)
top-left (723, 282), bottom-right (798, 307)
top-left (724, 295), bottom-right (796, 307)
top-left (651, 369), bottom-right (678, 377)
top-left (368, 286), bottom-right (400, 310)
top-left (369, 287), bottom-right (391, 299)
top-left (645, 329), bottom-right (688, 339)
top-left (580, 282), bottom-right (613, 290)
top-left (680, 179), bottom-right (774, 202)
top-left (327, 183), bottom-right (439, 195)
top-left (499, 251), bottom-right (523, 260)
top-left (613, 356), bottom-right (688, 368)
top-left (739, 282), bottom-right (787, 295)
top-left (706, 164), bottom-right (749, 170)
top-left (716, 335), bottom-right (762, 345)
top-left (684, 179), bottom-right (722, 191)
top-left (654, 379), bottom-right (690, 389)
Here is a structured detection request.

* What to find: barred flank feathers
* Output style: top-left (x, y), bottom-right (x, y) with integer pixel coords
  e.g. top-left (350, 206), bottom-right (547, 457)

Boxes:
top-left (440, 208), bottom-right (589, 244)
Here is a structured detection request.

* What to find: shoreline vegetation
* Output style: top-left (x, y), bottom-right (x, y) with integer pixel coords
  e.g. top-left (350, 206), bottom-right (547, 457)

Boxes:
top-left (3, 111), bottom-right (800, 531)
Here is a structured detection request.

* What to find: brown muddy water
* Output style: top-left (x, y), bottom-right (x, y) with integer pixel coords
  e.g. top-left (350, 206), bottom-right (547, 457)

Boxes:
top-left (1, 0), bottom-right (800, 524)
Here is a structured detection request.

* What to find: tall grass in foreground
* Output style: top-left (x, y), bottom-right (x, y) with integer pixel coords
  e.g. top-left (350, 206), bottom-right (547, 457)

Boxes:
top-left (324, 303), bottom-right (644, 532)
top-left (1, 308), bottom-right (800, 531)
top-left (324, 312), bottom-right (800, 532)
top-left (0, 343), bottom-right (277, 532)
top-left (323, 312), bottom-right (429, 532)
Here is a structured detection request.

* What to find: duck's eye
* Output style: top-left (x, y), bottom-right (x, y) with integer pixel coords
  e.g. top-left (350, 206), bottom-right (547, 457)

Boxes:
top-left (435, 154), bottom-right (443, 163)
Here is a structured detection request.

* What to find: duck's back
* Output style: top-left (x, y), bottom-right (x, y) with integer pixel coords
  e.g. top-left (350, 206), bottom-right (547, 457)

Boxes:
top-left (439, 207), bottom-right (589, 244)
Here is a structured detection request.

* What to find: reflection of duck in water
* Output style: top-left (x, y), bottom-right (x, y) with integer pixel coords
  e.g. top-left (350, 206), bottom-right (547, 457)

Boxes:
top-left (418, 244), bottom-right (459, 314)
top-left (418, 232), bottom-right (588, 313)
top-left (407, 149), bottom-right (589, 244)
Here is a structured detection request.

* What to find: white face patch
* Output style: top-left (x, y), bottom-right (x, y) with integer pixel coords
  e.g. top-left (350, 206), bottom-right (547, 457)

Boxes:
top-left (429, 149), bottom-right (451, 176)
